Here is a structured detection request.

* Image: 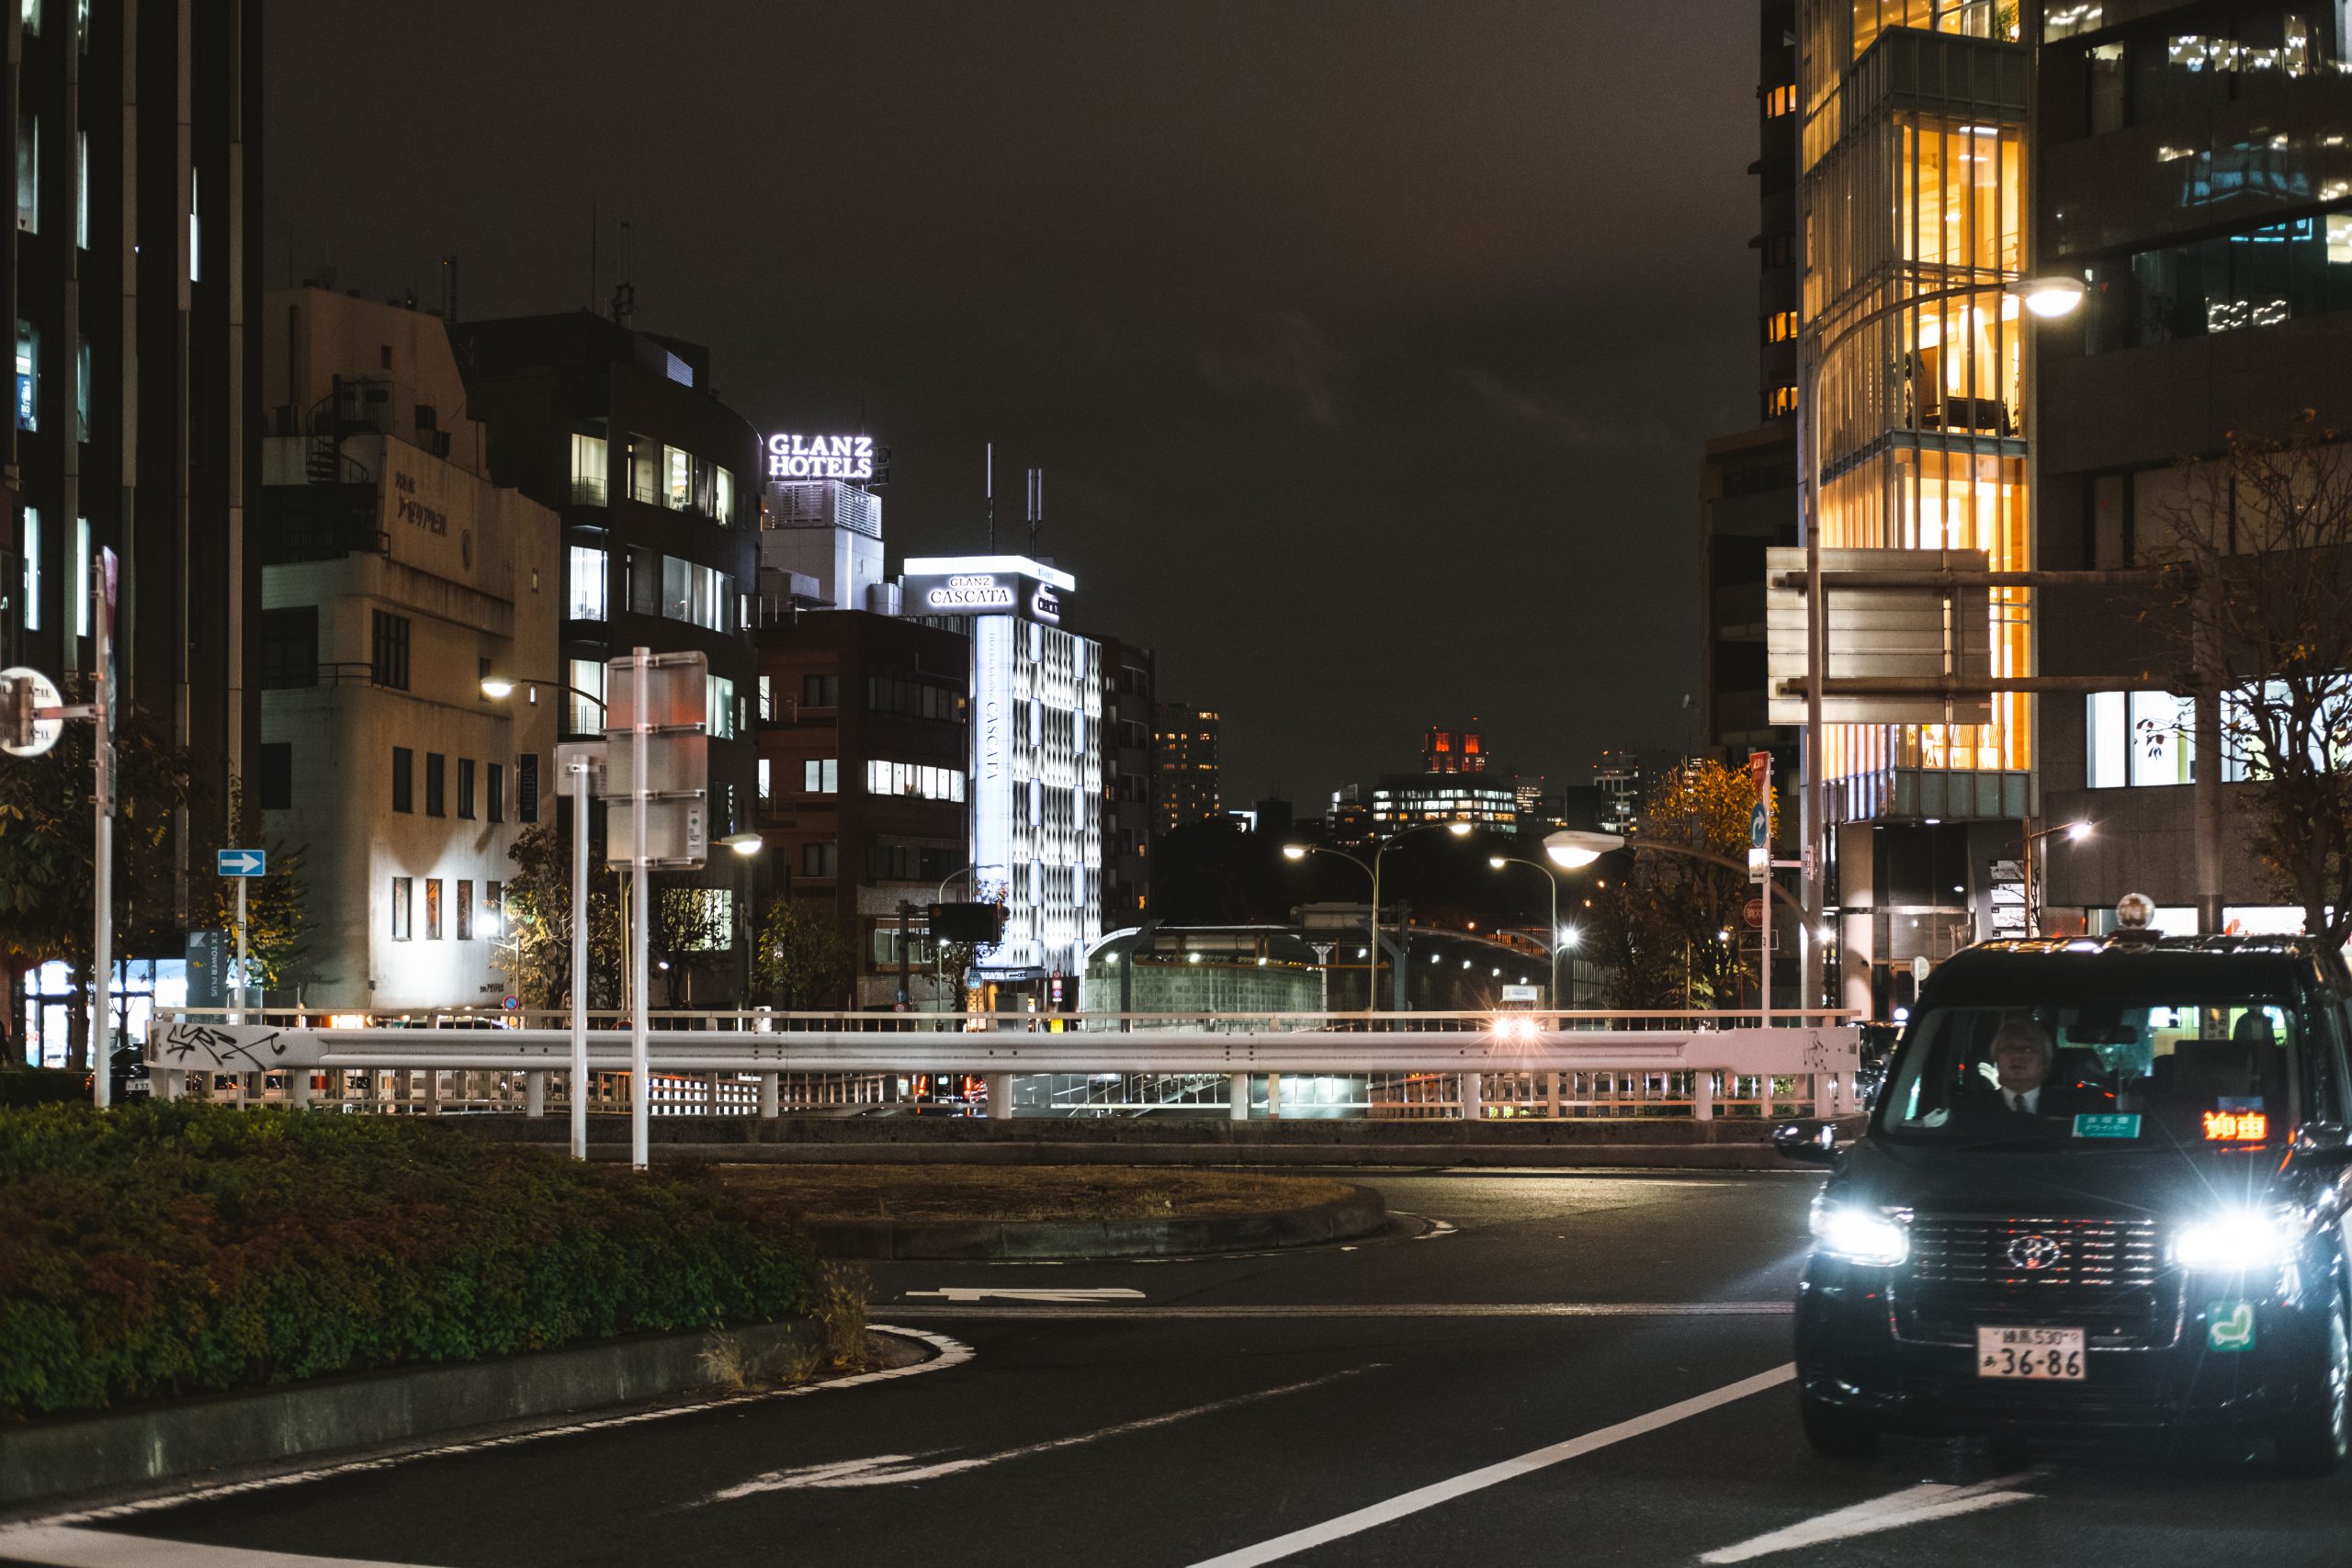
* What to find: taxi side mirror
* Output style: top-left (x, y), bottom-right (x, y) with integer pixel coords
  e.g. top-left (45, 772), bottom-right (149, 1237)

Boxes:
top-left (1772, 1120), bottom-right (1841, 1167)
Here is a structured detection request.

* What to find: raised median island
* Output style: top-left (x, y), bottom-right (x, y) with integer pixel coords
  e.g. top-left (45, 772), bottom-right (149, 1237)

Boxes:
top-left (719, 1164), bottom-right (1388, 1259)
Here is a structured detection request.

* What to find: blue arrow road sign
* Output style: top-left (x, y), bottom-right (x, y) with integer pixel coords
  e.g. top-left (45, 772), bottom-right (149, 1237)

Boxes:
top-left (218, 848), bottom-right (266, 877)
top-left (1749, 804), bottom-right (1770, 851)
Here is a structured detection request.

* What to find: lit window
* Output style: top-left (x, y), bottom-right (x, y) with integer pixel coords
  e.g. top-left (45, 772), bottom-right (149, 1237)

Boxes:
top-left (569, 434), bottom-right (607, 506)
top-left (568, 544), bottom-right (607, 620)
top-left (188, 168), bottom-right (198, 282)
top-left (73, 516), bottom-right (89, 637)
top-left (568, 658), bottom-right (605, 735)
top-left (707, 674), bottom-right (735, 739)
top-left (1766, 384), bottom-right (1798, 418)
top-left (804, 758), bottom-right (838, 794)
top-left (664, 446), bottom-right (693, 510)
top-left (1764, 83), bottom-right (1796, 118)
top-left (19, 507), bottom-right (37, 631)
top-left (714, 465), bottom-right (734, 525)
top-left (14, 318), bottom-right (36, 431)
top-left (757, 759), bottom-right (771, 800)
top-left (390, 877), bottom-right (412, 942)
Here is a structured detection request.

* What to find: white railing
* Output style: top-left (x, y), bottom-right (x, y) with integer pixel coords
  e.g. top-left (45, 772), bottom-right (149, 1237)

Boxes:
top-left (141, 1008), bottom-right (1864, 1122)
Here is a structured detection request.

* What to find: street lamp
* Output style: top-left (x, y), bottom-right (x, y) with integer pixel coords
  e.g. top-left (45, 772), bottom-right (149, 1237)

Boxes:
top-left (1797, 273), bottom-right (2086, 1016)
top-left (1488, 853), bottom-right (1565, 1009)
top-left (1543, 829), bottom-right (1814, 1021)
top-left (2015, 818), bottom-right (2093, 936)
top-left (1283, 821), bottom-right (1472, 1014)
top-left (717, 831), bottom-right (764, 1006)
top-left (482, 672), bottom-right (606, 1162)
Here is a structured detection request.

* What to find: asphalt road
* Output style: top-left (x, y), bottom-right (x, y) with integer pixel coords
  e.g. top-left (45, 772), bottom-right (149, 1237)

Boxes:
top-left (6, 1170), bottom-right (2347, 1567)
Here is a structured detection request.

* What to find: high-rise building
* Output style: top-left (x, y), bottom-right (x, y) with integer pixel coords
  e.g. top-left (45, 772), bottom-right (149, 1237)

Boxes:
top-left (752, 604), bottom-right (970, 1010)
top-left (1698, 1), bottom-right (1802, 765)
top-left (1421, 725), bottom-right (1486, 773)
top-left (255, 288), bottom-right (559, 1009)
top-left (453, 312), bottom-right (763, 958)
top-left (1796, 2), bottom-right (2036, 1011)
top-left (902, 555), bottom-right (1102, 988)
top-left (6, 2), bottom-right (262, 1021)
top-left (1155, 703), bottom-right (1220, 835)
top-left (2030, 2), bottom-right (2352, 939)
top-left (1369, 775), bottom-right (1517, 834)
top-left (1594, 750), bottom-right (1643, 837)
top-left (1097, 638), bottom-right (1157, 922)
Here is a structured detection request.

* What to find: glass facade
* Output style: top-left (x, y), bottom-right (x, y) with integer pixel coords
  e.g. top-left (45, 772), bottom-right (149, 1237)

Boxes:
top-left (1801, 2), bottom-right (2035, 818)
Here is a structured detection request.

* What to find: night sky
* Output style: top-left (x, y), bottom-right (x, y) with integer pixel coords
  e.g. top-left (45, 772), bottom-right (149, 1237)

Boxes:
top-left (266, 2), bottom-right (1759, 807)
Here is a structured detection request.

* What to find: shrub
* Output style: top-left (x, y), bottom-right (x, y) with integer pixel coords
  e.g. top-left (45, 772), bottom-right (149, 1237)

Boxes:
top-left (0, 1069), bottom-right (90, 1110)
top-left (0, 1101), bottom-right (816, 1417)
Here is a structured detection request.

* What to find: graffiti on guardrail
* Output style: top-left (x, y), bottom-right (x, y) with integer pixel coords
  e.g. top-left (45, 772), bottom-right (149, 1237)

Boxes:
top-left (159, 1021), bottom-right (288, 1070)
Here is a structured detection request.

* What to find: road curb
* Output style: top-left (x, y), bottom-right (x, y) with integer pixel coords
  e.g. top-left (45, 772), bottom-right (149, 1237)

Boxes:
top-left (0, 1318), bottom-right (843, 1512)
top-left (804, 1182), bottom-right (1387, 1259)
top-left (582, 1142), bottom-right (1799, 1170)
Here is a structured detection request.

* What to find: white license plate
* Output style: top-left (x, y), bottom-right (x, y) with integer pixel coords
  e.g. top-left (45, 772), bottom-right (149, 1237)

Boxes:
top-left (1975, 1325), bottom-right (2086, 1381)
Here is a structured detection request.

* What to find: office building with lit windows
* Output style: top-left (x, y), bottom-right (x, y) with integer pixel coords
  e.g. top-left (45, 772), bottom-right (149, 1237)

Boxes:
top-left (1155, 703), bottom-right (1221, 834)
top-left (453, 312), bottom-right (762, 987)
top-left (903, 555), bottom-right (1102, 988)
top-left (752, 603), bottom-right (970, 1010)
top-left (2030, 2), bottom-right (2352, 940)
top-left (1421, 726), bottom-right (1486, 773)
top-left (1098, 638), bottom-right (1158, 921)
top-left (6, 0), bottom-right (262, 1046)
top-left (256, 288), bottom-right (559, 1010)
top-left (1792, 0), bottom-right (2043, 1012)
top-left (1369, 775), bottom-right (1518, 833)
top-left (1701, 1), bottom-right (1804, 767)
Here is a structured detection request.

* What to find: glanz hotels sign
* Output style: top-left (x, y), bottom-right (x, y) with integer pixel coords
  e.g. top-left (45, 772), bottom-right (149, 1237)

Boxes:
top-left (765, 434), bottom-right (875, 480)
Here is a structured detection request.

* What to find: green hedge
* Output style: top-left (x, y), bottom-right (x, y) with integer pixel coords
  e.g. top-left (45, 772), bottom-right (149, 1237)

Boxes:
top-left (0, 1101), bottom-right (816, 1417)
top-left (0, 1069), bottom-right (91, 1109)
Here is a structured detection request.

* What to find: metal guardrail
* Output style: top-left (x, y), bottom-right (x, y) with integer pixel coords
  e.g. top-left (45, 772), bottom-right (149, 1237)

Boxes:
top-left (144, 1009), bottom-right (1864, 1122)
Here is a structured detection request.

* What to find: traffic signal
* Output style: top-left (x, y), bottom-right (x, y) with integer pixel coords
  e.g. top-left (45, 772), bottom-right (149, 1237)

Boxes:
top-left (930, 901), bottom-right (1006, 944)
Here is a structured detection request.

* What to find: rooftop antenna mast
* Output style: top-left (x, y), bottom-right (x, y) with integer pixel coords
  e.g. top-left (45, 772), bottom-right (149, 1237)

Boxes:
top-left (612, 219), bottom-right (635, 325)
top-left (985, 442), bottom-right (995, 553)
top-left (1026, 468), bottom-right (1042, 557)
top-left (590, 198), bottom-right (598, 316)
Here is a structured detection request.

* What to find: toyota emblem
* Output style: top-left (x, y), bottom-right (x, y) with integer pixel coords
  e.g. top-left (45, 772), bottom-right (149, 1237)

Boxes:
top-left (2007, 1234), bottom-right (2064, 1271)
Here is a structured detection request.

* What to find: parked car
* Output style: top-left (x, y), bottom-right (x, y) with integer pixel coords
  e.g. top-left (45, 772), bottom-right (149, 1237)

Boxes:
top-left (1779, 931), bottom-right (2352, 1473)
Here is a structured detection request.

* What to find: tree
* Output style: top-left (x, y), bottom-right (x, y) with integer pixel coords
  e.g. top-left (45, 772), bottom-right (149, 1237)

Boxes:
top-left (933, 881), bottom-right (1008, 1006)
top-left (195, 780), bottom-right (311, 999)
top-left (2146, 416), bottom-right (2352, 942)
top-left (753, 897), bottom-right (855, 1010)
top-left (650, 883), bottom-right (732, 1009)
top-left (1589, 759), bottom-right (1766, 1011)
top-left (0, 703), bottom-right (188, 1067)
top-left (498, 819), bottom-right (623, 1010)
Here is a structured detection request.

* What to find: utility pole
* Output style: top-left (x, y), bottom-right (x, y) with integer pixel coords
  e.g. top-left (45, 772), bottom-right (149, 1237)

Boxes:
top-left (629, 648), bottom-right (651, 1171)
top-left (90, 558), bottom-right (115, 1107)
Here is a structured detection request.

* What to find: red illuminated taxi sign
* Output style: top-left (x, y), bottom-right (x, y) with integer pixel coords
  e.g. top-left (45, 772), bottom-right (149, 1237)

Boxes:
top-left (2202, 1110), bottom-right (2268, 1142)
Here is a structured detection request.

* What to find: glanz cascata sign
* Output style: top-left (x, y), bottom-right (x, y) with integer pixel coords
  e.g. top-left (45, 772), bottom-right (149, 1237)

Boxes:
top-left (765, 434), bottom-right (875, 480)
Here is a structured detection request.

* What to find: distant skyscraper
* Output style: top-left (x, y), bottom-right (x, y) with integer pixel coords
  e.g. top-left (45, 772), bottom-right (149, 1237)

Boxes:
top-left (1155, 704), bottom-right (1220, 834)
top-left (1422, 726), bottom-right (1486, 774)
top-left (1594, 750), bottom-right (1643, 837)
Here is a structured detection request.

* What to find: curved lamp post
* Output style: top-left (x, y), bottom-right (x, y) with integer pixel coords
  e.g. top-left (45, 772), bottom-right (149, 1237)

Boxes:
top-left (1284, 820), bottom-right (1473, 1014)
top-left (1488, 854), bottom-right (1566, 1008)
top-left (481, 672), bottom-right (606, 1161)
top-left (1544, 829), bottom-right (1811, 1018)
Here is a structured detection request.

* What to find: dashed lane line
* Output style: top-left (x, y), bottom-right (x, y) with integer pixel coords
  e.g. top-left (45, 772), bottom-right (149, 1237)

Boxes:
top-left (697, 1364), bottom-right (1381, 1502)
top-left (1184, 1363), bottom-right (1797, 1568)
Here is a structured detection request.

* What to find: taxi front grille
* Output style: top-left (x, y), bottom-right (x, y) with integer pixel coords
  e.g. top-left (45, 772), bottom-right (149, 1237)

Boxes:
top-left (1908, 1215), bottom-right (2162, 1291)
top-left (1896, 1214), bottom-right (2178, 1350)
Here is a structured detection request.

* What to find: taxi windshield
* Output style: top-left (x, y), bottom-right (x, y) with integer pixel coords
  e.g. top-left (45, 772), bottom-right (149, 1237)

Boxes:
top-left (1881, 996), bottom-right (2306, 1147)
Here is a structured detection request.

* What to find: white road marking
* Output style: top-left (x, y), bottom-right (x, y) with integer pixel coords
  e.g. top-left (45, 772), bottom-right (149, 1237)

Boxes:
top-left (1413, 1219), bottom-right (1459, 1241)
top-left (902, 1285), bottom-right (1148, 1305)
top-left (1185, 1363), bottom-right (1796, 1568)
top-left (700, 1364), bottom-right (1378, 1502)
top-left (1696, 1472), bottom-right (2043, 1563)
top-left (2, 1327), bottom-right (972, 1535)
top-left (890, 1301), bottom-right (1793, 1320)
top-left (0, 1524), bottom-right (424, 1566)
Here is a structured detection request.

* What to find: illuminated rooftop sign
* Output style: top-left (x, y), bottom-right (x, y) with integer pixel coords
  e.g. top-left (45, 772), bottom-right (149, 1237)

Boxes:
top-left (767, 434), bottom-right (875, 481)
top-left (901, 556), bottom-right (1074, 626)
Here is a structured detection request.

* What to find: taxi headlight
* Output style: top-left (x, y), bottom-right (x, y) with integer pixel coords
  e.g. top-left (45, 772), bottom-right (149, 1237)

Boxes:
top-left (2172, 1210), bottom-right (2295, 1272)
top-left (1809, 1199), bottom-right (1908, 1268)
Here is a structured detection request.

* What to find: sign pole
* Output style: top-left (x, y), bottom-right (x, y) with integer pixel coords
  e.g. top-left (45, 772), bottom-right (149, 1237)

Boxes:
top-left (234, 877), bottom-right (249, 1022)
top-left (571, 756), bottom-right (590, 1162)
top-left (90, 558), bottom-right (114, 1108)
top-left (1749, 750), bottom-right (1773, 1029)
top-left (630, 647), bottom-right (651, 1172)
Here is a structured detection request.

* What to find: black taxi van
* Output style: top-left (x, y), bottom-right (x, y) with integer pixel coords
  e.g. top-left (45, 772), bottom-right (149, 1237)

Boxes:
top-left (1777, 932), bottom-right (2352, 1472)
